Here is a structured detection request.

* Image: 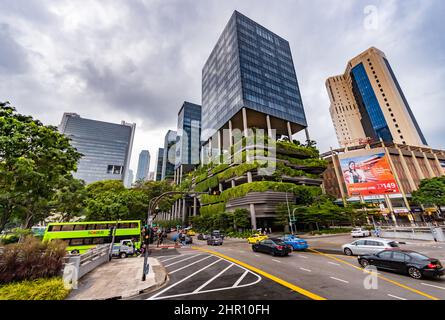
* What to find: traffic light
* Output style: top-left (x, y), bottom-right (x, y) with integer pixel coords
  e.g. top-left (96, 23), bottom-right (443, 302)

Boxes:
top-left (143, 227), bottom-right (151, 245)
top-left (209, 190), bottom-right (221, 196)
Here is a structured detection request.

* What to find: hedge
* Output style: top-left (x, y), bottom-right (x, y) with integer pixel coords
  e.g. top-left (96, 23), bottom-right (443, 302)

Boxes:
top-left (0, 277), bottom-right (69, 300)
top-left (200, 181), bottom-right (321, 206)
top-left (199, 203), bottom-right (226, 216)
top-left (195, 175), bottom-right (219, 193)
top-left (276, 141), bottom-right (319, 158)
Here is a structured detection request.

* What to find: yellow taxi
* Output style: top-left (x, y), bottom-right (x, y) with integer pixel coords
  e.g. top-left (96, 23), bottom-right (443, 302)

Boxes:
top-left (186, 229), bottom-right (196, 236)
top-left (247, 233), bottom-right (268, 244)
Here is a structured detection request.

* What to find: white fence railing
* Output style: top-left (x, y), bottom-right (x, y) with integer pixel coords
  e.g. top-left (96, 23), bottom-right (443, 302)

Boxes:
top-left (62, 244), bottom-right (110, 284)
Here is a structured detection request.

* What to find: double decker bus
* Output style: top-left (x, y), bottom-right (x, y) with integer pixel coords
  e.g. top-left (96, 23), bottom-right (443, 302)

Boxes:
top-left (43, 220), bottom-right (142, 254)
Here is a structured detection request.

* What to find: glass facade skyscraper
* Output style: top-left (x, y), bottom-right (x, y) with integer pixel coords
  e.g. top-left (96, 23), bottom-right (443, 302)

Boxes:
top-left (58, 113), bottom-right (135, 185)
top-left (154, 148), bottom-right (164, 181)
top-left (201, 10), bottom-right (307, 142)
top-left (161, 130), bottom-right (177, 181)
top-left (136, 150), bottom-right (150, 181)
top-left (175, 102), bottom-right (201, 169)
top-left (327, 47), bottom-right (427, 148)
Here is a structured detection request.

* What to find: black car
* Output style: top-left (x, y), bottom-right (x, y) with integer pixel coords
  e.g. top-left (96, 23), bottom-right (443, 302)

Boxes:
top-left (211, 230), bottom-right (225, 240)
top-left (358, 249), bottom-right (445, 279)
top-left (252, 238), bottom-right (292, 257)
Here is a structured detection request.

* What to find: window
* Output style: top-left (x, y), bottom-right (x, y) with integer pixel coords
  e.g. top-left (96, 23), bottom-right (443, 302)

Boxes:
top-left (84, 238), bottom-right (92, 245)
top-left (61, 225), bottom-right (75, 231)
top-left (93, 238), bottom-right (105, 244)
top-left (49, 225), bottom-right (62, 232)
top-left (355, 240), bottom-right (366, 246)
top-left (87, 224), bottom-right (96, 230)
top-left (400, 136), bottom-right (404, 139)
top-left (392, 252), bottom-right (406, 262)
top-left (70, 239), bottom-right (84, 246)
top-left (378, 251), bottom-right (392, 259)
top-left (130, 223), bottom-right (139, 229)
top-left (119, 223), bottom-right (130, 229)
top-left (74, 224), bottom-right (86, 231)
top-left (365, 240), bottom-right (383, 246)
top-left (95, 224), bottom-right (108, 230)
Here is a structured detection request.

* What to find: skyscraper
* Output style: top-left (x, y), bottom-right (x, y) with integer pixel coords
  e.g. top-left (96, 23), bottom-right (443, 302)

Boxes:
top-left (154, 148), bottom-right (164, 181)
top-left (125, 169), bottom-right (134, 188)
top-left (136, 150), bottom-right (150, 182)
top-left (201, 10), bottom-right (308, 155)
top-left (326, 47), bottom-right (427, 148)
top-left (161, 130), bottom-right (177, 181)
top-left (59, 113), bottom-right (135, 184)
top-left (174, 102), bottom-right (201, 184)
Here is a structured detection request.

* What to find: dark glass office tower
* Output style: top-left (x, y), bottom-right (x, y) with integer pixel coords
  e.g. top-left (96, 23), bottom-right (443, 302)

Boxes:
top-left (59, 113), bottom-right (135, 185)
top-left (201, 10), bottom-right (307, 144)
top-left (154, 148), bottom-right (164, 181)
top-left (161, 130), bottom-right (177, 181)
top-left (175, 102), bottom-right (201, 183)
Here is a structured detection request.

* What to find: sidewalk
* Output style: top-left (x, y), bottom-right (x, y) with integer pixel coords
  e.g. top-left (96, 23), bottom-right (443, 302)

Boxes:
top-left (67, 256), bottom-right (167, 300)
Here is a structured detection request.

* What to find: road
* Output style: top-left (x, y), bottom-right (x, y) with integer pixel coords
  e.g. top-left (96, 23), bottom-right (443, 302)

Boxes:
top-left (134, 235), bottom-right (445, 300)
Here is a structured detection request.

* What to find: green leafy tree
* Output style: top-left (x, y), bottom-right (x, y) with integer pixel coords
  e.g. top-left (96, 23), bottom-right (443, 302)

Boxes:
top-left (412, 177), bottom-right (445, 211)
top-left (232, 209), bottom-right (250, 230)
top-left (0, 102), bottom-right (82, 231)
top-left (49, 176), bottom-right (87, 222)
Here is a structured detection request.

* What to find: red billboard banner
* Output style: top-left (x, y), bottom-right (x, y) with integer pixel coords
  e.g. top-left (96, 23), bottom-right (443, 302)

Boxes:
top-left (339, 151), bottom-right (400, 196)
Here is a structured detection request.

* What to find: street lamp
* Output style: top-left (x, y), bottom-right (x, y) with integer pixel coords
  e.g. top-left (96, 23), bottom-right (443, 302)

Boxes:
top-left (285, 186), bottom-right (299, 235)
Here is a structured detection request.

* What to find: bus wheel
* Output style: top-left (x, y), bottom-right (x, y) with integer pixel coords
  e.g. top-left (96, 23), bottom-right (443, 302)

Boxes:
top-left (120, 252), bottom-right (127, 259)
top-left (71, 249), bottom-right (79, 254)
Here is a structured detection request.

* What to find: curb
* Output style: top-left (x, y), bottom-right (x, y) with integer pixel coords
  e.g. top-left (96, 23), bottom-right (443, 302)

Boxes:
top-left (123, 262), bottom-right (169, 299)
top-left (300, 233), bottom-right (351, 239)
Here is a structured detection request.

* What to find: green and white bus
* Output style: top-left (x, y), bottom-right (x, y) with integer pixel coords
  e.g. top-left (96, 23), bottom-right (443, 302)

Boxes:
top-left (43, 220), bottom-right (142, 254)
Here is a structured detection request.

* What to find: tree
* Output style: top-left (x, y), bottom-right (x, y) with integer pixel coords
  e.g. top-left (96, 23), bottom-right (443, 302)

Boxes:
top-left (232, 209), bottom-right (250, 230)
top-left (49, 176), bottom-right (87, 222)
top-left (412, 177), bottom-right (445, 211)
top-left (0, 102), bottom-right (82, 231)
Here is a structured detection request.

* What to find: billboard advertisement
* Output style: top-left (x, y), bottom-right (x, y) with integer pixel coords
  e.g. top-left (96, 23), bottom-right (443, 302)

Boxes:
top-left (339, 150), bottom-right (400, 196)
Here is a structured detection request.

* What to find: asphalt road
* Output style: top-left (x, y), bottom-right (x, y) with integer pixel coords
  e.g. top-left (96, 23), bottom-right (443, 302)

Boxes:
top-left (134, 234), bottom-right (445, 300)
top-left (134, 249), bottom-right (309, 300)
top-left (191, 237), bottom-right (445, 300)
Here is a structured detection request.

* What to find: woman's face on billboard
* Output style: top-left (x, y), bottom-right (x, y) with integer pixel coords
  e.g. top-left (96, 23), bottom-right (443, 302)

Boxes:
top-left (349, 162), bottom-right (356, 170)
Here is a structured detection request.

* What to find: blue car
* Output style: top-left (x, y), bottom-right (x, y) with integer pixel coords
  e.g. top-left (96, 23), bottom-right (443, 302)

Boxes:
top-left (279, 235), bottom-right (308, 251)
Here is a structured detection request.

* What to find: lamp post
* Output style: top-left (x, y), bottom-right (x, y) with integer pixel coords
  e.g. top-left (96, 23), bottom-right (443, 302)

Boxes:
top-left (285, 185), bottom-right (299, 235)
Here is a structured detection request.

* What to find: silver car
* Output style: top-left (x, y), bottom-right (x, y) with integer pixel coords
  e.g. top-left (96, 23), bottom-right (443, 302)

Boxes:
top-left (342, 238), bottom-right (399, 256)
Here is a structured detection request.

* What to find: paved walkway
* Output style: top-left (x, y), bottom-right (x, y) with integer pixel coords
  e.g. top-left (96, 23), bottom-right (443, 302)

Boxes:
top-left (67, 256), bottom-right (167, 300)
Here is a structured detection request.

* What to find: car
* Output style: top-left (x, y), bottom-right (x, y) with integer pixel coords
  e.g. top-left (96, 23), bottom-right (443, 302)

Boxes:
top-left (342, 238), bottom-right (399, 256)
top-left (197, 233), bottom-right (210, 240)
top-left (247, 233), bottom-right (268, 244)
top-left (252, 238), bottom-right (292, 256)
top-left (186, 229), bottom-right (196, 236)
top-left (351, 227), bottom-right (371, 238)
top-left (207, 236), bottom-right (223, 246)
top-left (211, 230), bottom-right (225, 240)
top-left (183, 235), bottom-right (193, 244)
top-left (358, 250), bottom-right (445, 279)
top-left (278, 235), bottom-right (308, 251)
top-left (111, 239), bottom-right (136, 259)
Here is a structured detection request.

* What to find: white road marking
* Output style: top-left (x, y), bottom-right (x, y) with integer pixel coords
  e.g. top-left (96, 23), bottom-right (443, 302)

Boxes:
top-left (159, 254), bottom-right (194, 263)
top-left (421, 283), bottom-right (445, 290)
top-left (299, 268), bottom-right (312, 272)
top-left (387, 294), bottom-right (407, 300)
top-left (169, 255), bottom-right (213, 274)
top-left (232, 270), bottom-right (249, 287)
top-left (328, 262), bottom-right (341, 266)
top-left (254, 254), bottom-right (260, 257)
top-left (164, 254), bottom-right (201, 268)
top-left (330, 277), bottom-right (349, 284)
top-left (272, 259), bottom-right (281, 263)
top-left (193, 263), bottom-right (234, 293)
top-left (148, 258), bottom-right (223, 300)
top-left (298, 255), bottom-right (308, 259)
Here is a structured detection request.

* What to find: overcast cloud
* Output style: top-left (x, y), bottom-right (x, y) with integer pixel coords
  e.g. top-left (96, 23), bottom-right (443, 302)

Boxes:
top-left (1, 0), bottom-right (444, 174)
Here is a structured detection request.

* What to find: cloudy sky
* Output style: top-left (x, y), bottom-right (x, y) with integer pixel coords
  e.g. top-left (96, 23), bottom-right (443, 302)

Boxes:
top-left (1, 0), bottom-right (444, 175)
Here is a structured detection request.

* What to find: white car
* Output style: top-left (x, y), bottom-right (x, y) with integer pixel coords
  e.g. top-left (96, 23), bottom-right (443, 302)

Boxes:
top-left (342, 238), bottom-right (400, 256)
top-left (351, 227), bottom-right (371, 238)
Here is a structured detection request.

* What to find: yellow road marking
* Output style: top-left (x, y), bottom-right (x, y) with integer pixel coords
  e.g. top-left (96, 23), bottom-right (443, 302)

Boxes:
top-left (192, 246), bottom-right (326, 300)
top-left (309, 248), bottom-right (439, 300)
